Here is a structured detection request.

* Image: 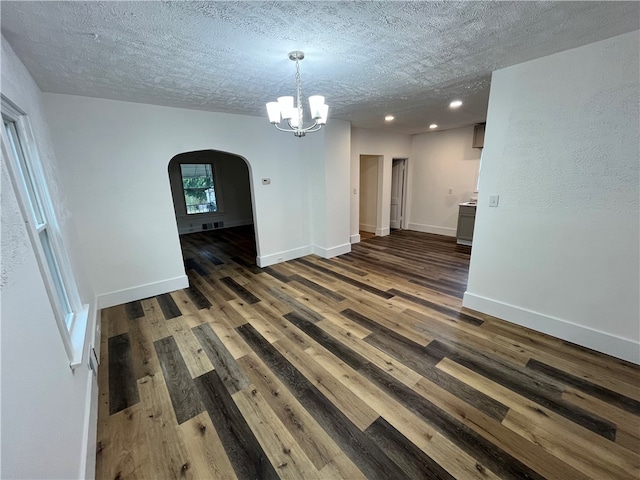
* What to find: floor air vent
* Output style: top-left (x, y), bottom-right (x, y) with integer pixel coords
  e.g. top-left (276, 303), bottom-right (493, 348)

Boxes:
top-left (202, 222), bottom-right (223, 231)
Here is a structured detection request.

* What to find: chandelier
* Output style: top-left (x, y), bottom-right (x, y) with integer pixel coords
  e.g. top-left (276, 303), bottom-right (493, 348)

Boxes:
top-left (266, 51), bottom-right (329, 137)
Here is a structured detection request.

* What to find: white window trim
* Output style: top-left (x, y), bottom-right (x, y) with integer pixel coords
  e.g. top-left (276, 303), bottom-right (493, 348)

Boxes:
top-left (179, 160), bottom-right (225, 216)
top-left (2, 95), bottom-right (88, 368)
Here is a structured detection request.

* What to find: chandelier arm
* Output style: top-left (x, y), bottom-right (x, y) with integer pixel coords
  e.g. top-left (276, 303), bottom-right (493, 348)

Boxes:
top-left (300, 120), bottom-right (320, 132)
top-left (303, 123), bottom-right (323, 133)
top-left (272, 123), bottom-right (296, 133)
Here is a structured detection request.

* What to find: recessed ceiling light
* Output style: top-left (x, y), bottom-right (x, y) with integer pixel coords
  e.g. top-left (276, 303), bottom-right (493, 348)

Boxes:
top-left (385, 115), bottom-right (395, 121)
top-left (449, 100), bottom-right (463, 108)
top-left (429, 124), bottom-right (438, 129)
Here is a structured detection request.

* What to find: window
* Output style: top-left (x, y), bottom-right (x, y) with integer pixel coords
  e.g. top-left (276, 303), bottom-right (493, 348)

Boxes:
top-left (2, 95), bottom-right (87, 366)
top-left (181, 163), bottom-right (218, 214)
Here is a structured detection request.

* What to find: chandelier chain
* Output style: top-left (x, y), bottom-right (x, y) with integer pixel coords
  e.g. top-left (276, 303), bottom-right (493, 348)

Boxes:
top-left (295, 58), bottom-right (303, 128)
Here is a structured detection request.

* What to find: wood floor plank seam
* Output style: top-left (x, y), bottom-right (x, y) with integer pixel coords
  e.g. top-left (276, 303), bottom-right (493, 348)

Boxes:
top-left (339, 308), bottom-right (510, 421)
top-left (153, 336), bottom-right (204, 425)
top-left (124, 300), bottom-right (144, 320)
top-left (236, 323), bottom-right (411, 480)
top-left (526, 358), bottom-right (640, 415)
top-left (156, 292), bottom-right (183, 320)
top-left (280, 302), bottom-right (546, 479)
top-left (195, 369), bottom-right (280, 480)
top-left (294, 257), bottom-right (395, 299)
top-left (424, 339), bottom-right (618, 440)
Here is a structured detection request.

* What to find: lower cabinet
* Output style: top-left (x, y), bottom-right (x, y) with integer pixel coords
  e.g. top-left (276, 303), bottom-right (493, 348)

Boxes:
top-left (456, 204), bottom-right (476, 246)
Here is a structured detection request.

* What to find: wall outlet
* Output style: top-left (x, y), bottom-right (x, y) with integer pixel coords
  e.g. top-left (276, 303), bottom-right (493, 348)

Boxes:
top-left (489, 194), bottom-right (500, 207)
top-left (448, 188), bottom-right (453, 194)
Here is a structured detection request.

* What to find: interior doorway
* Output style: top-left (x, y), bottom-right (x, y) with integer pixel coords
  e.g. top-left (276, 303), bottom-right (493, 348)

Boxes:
top-left (167, 149), bottom-right (258, 264)
top-left (390, 158), bottom-right (407, 230)
top-left (359, 155), bottom-right (381, 237)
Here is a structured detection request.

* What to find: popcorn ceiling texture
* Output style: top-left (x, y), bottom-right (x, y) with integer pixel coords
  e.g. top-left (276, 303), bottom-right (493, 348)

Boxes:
top-left (1, 1), bottom-right (638, 134)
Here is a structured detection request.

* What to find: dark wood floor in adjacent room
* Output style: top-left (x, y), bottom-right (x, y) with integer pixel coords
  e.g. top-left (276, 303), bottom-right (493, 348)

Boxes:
top-left (96, 226), bottom-right (640, 480)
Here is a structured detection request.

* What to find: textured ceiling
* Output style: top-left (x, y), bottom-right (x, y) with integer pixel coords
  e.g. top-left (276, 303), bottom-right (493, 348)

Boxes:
top-left (2, 1), bottom-right (638, 134)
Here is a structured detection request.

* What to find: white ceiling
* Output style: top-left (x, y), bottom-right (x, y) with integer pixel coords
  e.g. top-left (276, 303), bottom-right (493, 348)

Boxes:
top-left (2, 1), bottom-right (638, 135)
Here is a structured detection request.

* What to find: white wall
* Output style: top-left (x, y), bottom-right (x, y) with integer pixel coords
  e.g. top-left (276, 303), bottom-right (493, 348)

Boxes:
top-left (359, 156), bottom-right (379, 232)
top-left (321, 120), bottom-right (352, 256)
top-left (305, 128), bottom-right (327, 256)
top-left (1, 38), bottom-right (98, 479)
top-left (305, 119), bottom-right (352, 257)
top-left (465, 31), bottom-right (640, 364)
top-left (350, 128), bottom-right (412, 241)
top-left (408, 127), bottom-right (481, 236)
top-left (168, 150), bottom-right (253, 234)
top-left (43, 94), bottom-right (347, 306)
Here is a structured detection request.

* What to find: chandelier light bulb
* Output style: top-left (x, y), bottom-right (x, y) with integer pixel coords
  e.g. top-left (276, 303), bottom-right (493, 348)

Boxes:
top-left (317, 104), bottom-right (329, 125)
top-left (309, 95), bottom-right (325, 119)
top-left (266, 102), bottom-right (281, 124)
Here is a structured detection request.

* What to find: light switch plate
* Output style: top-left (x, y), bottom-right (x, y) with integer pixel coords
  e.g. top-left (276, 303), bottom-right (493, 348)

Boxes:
top-left (489, 194), bottom-right (500, 207)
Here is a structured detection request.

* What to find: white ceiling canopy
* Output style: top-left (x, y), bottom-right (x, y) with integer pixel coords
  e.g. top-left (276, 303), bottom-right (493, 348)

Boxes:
top-left (2, 1), bottom-right (638, 134)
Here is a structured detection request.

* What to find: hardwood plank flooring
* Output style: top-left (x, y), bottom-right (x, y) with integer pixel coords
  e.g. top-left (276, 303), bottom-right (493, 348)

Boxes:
top-left (96, 225), bottom-right (640, 479)
top-left (108, 333), bottom-right (139, 415)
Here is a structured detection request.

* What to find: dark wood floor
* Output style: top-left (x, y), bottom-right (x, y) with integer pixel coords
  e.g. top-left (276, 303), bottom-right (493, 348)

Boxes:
top-left (96, 226), bottom-right (640, 479)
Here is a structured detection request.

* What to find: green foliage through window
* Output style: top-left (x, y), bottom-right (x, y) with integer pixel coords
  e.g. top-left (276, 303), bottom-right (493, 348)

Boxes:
top-left (181, 163), bottom-right (218, 214)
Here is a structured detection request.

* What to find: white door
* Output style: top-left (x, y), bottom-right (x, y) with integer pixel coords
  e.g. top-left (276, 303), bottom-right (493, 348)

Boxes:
top-left (390, 159), bottom-right (406, 230)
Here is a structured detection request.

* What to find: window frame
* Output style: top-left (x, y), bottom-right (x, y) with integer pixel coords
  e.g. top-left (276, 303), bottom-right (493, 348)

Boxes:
top-left (2, 95), bottom-right (88, 367)
top-left (179, 161), bottom-right (224, 216)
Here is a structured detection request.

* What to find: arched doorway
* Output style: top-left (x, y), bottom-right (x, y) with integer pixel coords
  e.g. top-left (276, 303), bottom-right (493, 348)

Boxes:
top-left (167, 149), bottom-right (259, 266)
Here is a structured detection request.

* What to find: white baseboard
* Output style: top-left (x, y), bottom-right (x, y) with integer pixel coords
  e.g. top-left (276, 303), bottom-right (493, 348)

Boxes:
top-left (463, 292), bottom-right (640, 365)
top-left (312, 243), bottom-right (351, 258)
top-left (80, 366), bottom-right (99, 479)
top-left (350, 234), bottom-right (361, 244)
top-left (359, 224), bottom-right (375, 233)
top-left (223, 219), bottom-right (254, 228)
top-left (257, 245), bottom-right (312, 267)
top-left (375, 227), bottom-right (390, 236)
top-left (96, 275), bottom-right (189, 309)
top-left (79, 301), bottom-right (100, 479)
top-left (178, 219), bottom-right (253, 235)
top-left (407, 223), bottom-right (456, 237)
